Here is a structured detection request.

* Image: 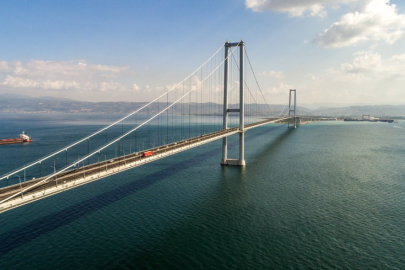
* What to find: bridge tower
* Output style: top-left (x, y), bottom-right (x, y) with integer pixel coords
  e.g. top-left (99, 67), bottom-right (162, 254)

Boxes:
top-left (221, 40), bottom-right (246, 166)
top-left (288, 89), bottom-right (297, 128)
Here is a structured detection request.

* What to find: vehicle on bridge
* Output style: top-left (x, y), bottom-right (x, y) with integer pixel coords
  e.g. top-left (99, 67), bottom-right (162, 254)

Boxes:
top-left (142, 151), bottom-right (154, 157)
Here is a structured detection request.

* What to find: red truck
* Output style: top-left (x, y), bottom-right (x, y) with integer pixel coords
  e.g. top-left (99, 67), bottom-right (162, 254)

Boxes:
top-left (142, 151), bottom-right (153, 157)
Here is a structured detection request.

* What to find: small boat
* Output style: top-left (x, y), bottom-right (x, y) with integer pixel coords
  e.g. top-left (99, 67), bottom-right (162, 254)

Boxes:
top-left (0, 131), bottom-right (33, 145)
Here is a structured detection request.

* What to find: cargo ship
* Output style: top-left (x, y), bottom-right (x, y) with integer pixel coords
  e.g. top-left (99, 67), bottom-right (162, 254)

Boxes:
top-left (0, 131), bottom-right (32, 145)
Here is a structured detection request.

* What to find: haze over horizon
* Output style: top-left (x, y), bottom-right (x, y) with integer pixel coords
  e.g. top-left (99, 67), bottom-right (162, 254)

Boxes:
top-left (0, 0), bottom-right (404, 106)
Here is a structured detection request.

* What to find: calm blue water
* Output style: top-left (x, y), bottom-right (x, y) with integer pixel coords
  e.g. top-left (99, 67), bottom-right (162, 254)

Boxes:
top-left (0, 114), bottom-right (405, 269)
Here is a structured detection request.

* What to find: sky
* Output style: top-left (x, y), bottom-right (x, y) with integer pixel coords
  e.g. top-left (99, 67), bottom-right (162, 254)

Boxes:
top-left (0, 0), bottom-right (404, 106)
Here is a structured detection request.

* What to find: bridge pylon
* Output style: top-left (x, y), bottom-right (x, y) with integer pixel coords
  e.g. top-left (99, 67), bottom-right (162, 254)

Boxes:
top-left (288, 89), bottom-right (297, 128)
top-left (221, 40), bottom-right (246, 166)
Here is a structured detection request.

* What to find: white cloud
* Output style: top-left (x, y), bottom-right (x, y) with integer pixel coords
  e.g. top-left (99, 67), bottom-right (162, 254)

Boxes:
top-left (99, 81), bottom-right (125, 92)
top-left (191, 75), bottom-right (202, 87)
top-left (341, 50), bottom-right (382, 73)
top-left (260, 70), bottom-right (285, 79)
top-left (0, 60), bottom-right (128, 79)
top-left (165, 83), bottom-right (178, 91)
top-left (246, 0), bottom-right (405, 48)
top-left (315, 0), bottom-right (405, 47)
top-left (143, 85), bottom-right (152, 93)
top-left (0, 59), bottom-right (132, 93)
top-left (266, 82), bottom-right (294, 95)
top-left (133, 83), bottom-right (140, 91)
top-left (245, 0), bottom-right (354, 17)
top-left (2, 75), bottom-right (40, 88)
top-left (2, 74), bottom-right (129, 93)
top-left (297, 48), bottom-right (405, 103)
top-left (339, 49), bottom-right (405, 78)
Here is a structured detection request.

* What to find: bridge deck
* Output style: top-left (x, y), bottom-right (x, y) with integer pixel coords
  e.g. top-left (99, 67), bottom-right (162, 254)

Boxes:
top-left (0, 117), bottom-right (288, 213)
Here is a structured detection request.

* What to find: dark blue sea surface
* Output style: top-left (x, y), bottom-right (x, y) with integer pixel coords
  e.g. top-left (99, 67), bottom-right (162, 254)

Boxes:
top-left (0, 113), bottom-right (405, 269)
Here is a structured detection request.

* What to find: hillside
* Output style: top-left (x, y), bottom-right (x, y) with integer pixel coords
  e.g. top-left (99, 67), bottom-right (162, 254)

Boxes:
top-left (1, 94), bottom-right (403, 117)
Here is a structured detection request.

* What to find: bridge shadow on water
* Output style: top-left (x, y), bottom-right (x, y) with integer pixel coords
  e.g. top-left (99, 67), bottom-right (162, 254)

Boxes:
top-left (0, 124), bottom-right (294, 256)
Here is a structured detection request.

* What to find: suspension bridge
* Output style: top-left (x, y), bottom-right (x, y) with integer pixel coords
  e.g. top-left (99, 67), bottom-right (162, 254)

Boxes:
top-left (0, 40), bottom-right (298, 213)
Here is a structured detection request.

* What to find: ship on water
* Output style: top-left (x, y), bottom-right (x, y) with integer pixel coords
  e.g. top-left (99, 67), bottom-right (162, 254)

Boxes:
top-left (0, 131), bottom-right (33, 145)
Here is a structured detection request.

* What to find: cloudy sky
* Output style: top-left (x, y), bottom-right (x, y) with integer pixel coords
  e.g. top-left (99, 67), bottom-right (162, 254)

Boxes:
top-left (0, 0), bottom-right (404, 105)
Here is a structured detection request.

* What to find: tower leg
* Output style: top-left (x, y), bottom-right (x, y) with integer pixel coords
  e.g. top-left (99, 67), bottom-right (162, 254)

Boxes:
top-left (238, 132), bottom-right (246, 166)
top-left (294, 89), bottom-right (297, 128)
top-left (221, 42), bottom-right (229, 165)
top-left (238, 41), bottom-right (245, 166)
top-left (221, 137), bottom-right (228, 165)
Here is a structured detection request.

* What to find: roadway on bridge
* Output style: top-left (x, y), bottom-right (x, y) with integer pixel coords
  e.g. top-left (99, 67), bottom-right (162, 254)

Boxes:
top-left (0, 117), bottom-right (291, 213)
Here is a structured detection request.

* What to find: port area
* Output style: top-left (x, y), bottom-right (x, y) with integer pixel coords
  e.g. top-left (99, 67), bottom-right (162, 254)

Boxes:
top-left (344, 118), bottom-right (394, 123)
top-left (344, 115), bottom-right (394, 123)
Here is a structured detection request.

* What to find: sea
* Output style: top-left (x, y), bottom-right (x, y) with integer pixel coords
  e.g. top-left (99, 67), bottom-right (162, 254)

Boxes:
top-left (0, 113), bottom-right (404, 269)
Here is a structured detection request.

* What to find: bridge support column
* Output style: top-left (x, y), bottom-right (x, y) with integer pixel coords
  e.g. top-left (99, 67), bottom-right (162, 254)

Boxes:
top-left (221, 41), bottom-right (229, 165)
top-left (288, 89), bottom-right (297, 129)
top-left (238, 41), bottom-right (245, 166)
top-left (221, 40), bottom-right (245, 166)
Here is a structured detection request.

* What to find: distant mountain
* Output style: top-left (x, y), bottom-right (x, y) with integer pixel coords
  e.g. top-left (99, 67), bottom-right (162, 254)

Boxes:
top-left (0, 93), bottom-right (73, 101)
top-left (299, 102), bottom-right (350, 110)
top-left (0, 95), bottom-right (403, 117)
top-left (0, 95), bottom-right (308, 116)
top-left (307, 105), bottom-right (405, 118)
top-left (300, 102), bottom-right (405, 111)
top-left (35, 96), bottom-right (74, 101)
top-left (0, 93), bottom-right (30, 99)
